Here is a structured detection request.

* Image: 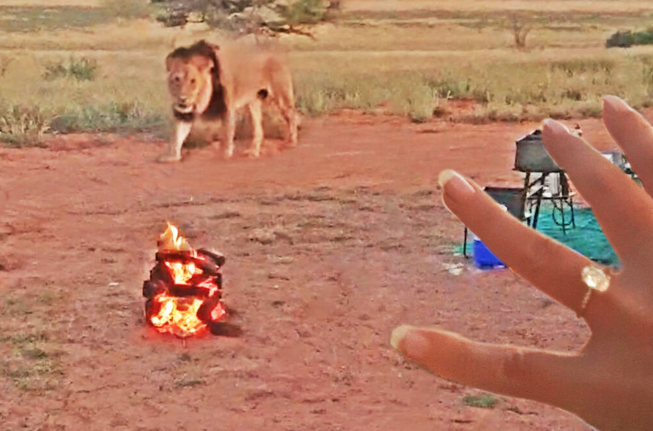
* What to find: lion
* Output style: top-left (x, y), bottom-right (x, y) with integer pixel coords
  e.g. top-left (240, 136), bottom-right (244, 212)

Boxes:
top-left (158, 39), bottom-right (299, 162)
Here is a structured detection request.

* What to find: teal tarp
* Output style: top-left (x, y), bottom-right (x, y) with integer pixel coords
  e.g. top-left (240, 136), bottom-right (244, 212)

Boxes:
top-left (457, 204), bottom-right (620, 266)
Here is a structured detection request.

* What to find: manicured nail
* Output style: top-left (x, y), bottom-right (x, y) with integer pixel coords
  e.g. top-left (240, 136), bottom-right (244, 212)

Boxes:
top-left (390, 325), bottom-right (430, 360)
top-left (390, 325), bottom-right (411, 350)
top-left (602, 95), bottom-right (633, 113)
top-left (542, 119), bottom-right (570, 136)
top-left (438, 169), bottom-right (475, 195)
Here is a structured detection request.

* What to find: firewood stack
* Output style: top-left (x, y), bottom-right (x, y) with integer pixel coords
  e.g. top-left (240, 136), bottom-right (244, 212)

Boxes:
top-left (142, 224), bottom-right (239, 338)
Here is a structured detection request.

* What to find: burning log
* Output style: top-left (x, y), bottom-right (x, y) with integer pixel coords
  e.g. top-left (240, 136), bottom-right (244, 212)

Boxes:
top-left (143, 279), bottom-right (167, 299)
top-left (143, 223), bottom-right (235, 338)
top-left (197, 248), bottom-right (226, 266)
top-left (155, 251), bottom-right (221, 276)
top-left (149, 263), bottom-right (174, 285)
top-left (167, 283), bottom-right (215, 298)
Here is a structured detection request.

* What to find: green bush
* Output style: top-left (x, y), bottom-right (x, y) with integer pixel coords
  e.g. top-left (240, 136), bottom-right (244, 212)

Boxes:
top-left (43, 57), bottom-right (98, 82)
top-left (606, 28), bottom-right (653, 48)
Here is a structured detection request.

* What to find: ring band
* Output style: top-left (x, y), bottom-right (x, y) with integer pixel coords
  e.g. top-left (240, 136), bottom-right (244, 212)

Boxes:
top-left (577, 287), bottom-right (595, 318)
top-left (577, 265), bottom-right (611, 318)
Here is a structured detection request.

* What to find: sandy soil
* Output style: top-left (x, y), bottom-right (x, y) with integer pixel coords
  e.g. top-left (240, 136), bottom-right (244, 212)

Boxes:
top-left (0, 112), bottom-right (629, 431)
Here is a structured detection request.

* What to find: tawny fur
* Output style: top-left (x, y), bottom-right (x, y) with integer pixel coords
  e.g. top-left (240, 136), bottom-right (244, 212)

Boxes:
top-left (158, 39), bottom-right (299, 163)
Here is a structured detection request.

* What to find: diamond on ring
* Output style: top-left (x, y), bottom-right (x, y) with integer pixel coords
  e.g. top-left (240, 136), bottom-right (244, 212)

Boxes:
top-left (582, 265), bottom-right (610, 292)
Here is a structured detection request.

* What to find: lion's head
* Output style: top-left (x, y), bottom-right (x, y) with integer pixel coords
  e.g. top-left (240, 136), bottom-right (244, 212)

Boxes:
top-left (166, 40), bottom-right (221, 117)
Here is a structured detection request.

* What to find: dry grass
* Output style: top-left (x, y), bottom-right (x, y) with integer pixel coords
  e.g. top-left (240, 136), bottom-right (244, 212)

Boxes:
top-left (0, 284), bottom-right (66, 393)
top-left (1, 2), bottom-right (653, 142)
top-left (343, 0), bottom-right (653, 14)
top-left (1, 0), bottom-right (100, 5)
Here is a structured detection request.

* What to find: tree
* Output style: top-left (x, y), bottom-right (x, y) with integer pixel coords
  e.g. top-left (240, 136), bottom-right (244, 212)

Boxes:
top-left (509, 13), bottom-right (532, 49)
top-left (153, 0), bottom-right (340, 39)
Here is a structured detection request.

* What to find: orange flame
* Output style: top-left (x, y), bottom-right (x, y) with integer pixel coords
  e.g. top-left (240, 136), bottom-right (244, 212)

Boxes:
top-left (160, 223), bottom-right (201, 285)
top-left (165, 261), bottom-right (198, 285)
top-left (147, 223), bottom-right (224, 337)
top-left (159, 223), bottom-right (193, 252)
top-left (150, 296), bottom-right (205, 337)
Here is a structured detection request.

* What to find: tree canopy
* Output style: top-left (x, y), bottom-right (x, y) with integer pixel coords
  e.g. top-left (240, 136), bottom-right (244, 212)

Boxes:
top-left (153, 0), bottom-right (340, 38)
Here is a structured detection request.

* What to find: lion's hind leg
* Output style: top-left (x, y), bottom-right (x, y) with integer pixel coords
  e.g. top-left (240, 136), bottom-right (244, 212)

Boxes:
top-left (244, 99), bottom-right (264, 158)
top-left (283, 105), bottom-right (299, 148)
top-left (275, 95), bottom-right (299, 148)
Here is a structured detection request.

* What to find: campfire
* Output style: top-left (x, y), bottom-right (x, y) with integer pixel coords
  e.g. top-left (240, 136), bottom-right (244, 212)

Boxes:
top-left (142, 224), bottom-right (230, 338)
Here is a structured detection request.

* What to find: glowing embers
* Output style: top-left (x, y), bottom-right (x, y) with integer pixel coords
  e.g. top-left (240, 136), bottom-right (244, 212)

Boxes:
top-left (143, 224), bottom-right (229, 338)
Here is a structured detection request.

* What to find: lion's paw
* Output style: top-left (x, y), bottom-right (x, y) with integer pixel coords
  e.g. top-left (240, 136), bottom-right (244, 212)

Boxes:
top-left (157, 154), bottom-right (182, 163)
top-left (243, 148), bottom-right (261, 158)
top-left (222, 147), bottom-right (235, 159)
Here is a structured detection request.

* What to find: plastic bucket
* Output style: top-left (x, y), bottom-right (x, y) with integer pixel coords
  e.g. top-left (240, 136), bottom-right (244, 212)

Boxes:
top-left (472, 238), bottom-right (506, 269)
top-left (470, 206), bottom-right (507, 269)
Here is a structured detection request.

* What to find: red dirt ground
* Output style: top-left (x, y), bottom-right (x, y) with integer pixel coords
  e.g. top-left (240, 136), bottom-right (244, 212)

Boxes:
top-left (0, 111), bottom-right (632, 431)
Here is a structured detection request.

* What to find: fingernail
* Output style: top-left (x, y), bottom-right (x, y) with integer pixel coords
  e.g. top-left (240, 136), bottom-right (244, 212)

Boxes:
top-left (390, 325), bottom-right (430, 360)
top-left (602, 95), bottom-right (633, 113)
top-left (542, 119), bottom-right (570, 136)
top-left (390, 325), bottom-right (411, 350)
top-left (438, 169), bottom-right (475, 195)
top-left (390, 325), bottom-right (430, 359)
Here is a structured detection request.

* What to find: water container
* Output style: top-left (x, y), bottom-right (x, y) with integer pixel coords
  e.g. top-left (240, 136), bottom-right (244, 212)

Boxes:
top-left (472, 235), bottom-right (506, 270)
top-left (470, 205), bottom-right (507, 270)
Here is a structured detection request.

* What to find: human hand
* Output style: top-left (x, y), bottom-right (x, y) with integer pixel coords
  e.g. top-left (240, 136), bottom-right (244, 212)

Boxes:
top-left (390, 96), bottom-right (653, 431)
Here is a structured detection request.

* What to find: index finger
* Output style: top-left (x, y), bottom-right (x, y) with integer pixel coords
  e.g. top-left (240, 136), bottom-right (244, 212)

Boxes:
top-left (439, 170), bottom-right (594, 315)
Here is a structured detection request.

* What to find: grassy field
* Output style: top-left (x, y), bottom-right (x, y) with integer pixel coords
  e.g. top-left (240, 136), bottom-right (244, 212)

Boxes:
top-left (1, 0), bottom-right (653, 144)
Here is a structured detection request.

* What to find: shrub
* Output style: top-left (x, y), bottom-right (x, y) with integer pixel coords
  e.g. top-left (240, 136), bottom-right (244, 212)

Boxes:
top-left (606, 28), bottom-right (653, 48)
top-left (43, 57), bottom-right (98, 82)
top-left (0, 105), bottom-right (51, 147)
top-left (279, 0), bottom-right (330, 26)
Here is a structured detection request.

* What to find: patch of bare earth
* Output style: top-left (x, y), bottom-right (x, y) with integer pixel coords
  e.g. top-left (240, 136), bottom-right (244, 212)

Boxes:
top-left (1, 111), bottom-right (631, 430)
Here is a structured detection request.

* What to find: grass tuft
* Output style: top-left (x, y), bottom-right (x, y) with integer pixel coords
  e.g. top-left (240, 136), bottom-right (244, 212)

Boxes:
top-left (0, 329), bottom-right (63, 393)
top-left (44, 57), bottom-right (98, 82)
top-left (463, 394), bottom-right (498, 409)
top-left (0, 105), bottom-right (51, 148)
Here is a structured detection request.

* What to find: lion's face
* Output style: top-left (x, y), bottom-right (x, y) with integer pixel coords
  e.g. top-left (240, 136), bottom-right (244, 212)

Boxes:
top-left (166, 56), bottom-right (214, 114)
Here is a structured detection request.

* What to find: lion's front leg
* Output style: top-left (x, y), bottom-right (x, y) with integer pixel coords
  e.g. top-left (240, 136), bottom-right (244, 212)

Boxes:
top-left (158, 120), bottom-right (192, 163)
top-left (221, 110), bottom-right (237, 159)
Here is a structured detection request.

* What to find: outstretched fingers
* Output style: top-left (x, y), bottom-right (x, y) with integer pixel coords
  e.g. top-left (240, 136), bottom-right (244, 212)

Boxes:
top-left (390, 325), bottom-right (585, 408)
top-left (541, 119), bottom-right (653, 267)
top-left (440, 171), bottom-right (594, 314)
top-left (602, 96), bottom-right (653, 197)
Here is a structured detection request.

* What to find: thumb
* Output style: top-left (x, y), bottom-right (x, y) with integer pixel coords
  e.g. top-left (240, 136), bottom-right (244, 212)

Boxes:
top-left (390, 325), bottom-right (583, 408)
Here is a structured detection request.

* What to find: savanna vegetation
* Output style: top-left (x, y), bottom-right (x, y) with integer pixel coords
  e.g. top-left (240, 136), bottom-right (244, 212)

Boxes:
top-left (1, 0), bottom-right (653, 145)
